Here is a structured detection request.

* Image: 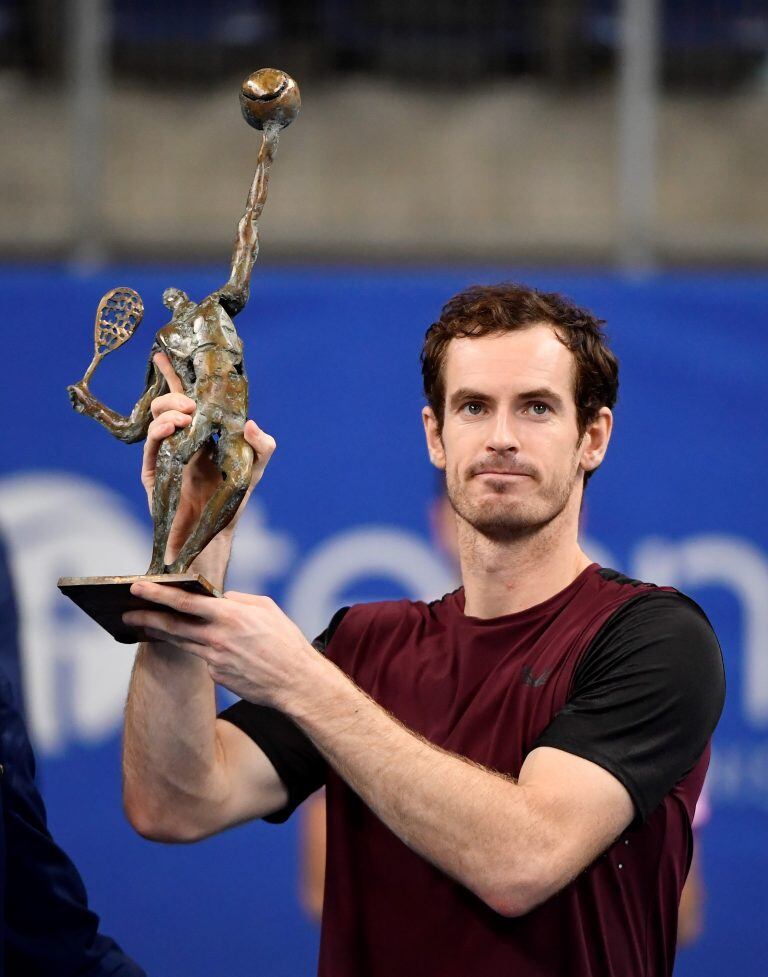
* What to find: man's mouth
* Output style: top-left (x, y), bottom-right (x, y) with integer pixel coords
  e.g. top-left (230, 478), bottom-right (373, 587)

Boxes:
top-left (470, 464), bottom-right (535, 479)
top-left (478, 471), bottom-right (526, 476)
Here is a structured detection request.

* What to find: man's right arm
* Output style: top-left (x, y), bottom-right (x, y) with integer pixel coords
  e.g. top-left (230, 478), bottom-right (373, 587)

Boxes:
top-left (122, 353), bottom-right (287, 841)
top-left (122, 639), bottom-right (289, 841)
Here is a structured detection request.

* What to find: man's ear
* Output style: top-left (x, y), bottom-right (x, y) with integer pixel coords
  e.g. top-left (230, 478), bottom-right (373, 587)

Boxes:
top-left (422, 406), bottom-right (446, 470)
top-left (580, 407), bottom-right (613, 474)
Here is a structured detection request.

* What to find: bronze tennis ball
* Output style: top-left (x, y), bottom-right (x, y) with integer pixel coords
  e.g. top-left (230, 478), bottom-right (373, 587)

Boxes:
top-left (240, 69), bottom-right (301, 131)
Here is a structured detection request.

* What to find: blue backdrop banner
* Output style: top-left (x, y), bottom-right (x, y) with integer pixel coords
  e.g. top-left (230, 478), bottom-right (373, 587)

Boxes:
top-left (0, 266), bottom-right (765, 976)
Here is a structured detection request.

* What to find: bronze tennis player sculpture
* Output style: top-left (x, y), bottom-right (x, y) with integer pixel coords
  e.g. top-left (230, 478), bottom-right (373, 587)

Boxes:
top-left (58, 69), bottom-right (300, 642)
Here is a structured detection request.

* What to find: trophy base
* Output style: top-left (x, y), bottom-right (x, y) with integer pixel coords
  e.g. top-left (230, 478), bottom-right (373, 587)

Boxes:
top-left (57, 573), bottom-right (221, 645)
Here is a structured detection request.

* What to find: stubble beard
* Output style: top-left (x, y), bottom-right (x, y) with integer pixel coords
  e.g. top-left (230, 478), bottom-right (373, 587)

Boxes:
top-left (445, 455), bottom-right (582, 544)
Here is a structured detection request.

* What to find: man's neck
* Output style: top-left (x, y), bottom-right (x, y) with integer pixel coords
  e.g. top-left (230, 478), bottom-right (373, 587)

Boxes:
top-left (457, 502), bottom-right (591, 619)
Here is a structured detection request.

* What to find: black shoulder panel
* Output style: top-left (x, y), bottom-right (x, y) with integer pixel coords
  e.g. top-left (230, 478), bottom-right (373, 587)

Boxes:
top-left (597, 567), bottom-right (650, 588)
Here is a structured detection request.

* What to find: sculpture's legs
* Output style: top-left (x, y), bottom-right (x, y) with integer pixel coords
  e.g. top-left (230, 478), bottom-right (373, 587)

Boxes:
top-left (147, 416), bottom-right (212, 574)
top-left (167, 433), bottom-right (254, 574)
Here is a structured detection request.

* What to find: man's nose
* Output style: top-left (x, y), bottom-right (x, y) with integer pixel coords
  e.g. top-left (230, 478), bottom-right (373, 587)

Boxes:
top-left (486, 410), bottom-right (520, 453)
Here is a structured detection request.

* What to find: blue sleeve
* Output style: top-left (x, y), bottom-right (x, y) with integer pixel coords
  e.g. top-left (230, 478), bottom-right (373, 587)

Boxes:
top-left (0, 670), bottom-right (146, 976)
top-left (0, 536), bottom-right (25, 715)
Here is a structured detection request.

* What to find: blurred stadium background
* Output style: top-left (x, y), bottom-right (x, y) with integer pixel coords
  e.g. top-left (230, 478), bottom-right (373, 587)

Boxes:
top-left (3, 0), bottom-right (768, 265)
top-left (0, 2), bottom-right (766, 975)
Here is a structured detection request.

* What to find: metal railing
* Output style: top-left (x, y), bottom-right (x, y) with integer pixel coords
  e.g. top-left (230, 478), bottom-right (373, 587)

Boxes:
top-left (0, 0), bottom-right (765, 267)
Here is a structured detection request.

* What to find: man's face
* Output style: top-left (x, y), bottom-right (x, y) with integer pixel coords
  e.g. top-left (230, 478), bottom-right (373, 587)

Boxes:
top-left (423, 325), bottom-right (606, 542)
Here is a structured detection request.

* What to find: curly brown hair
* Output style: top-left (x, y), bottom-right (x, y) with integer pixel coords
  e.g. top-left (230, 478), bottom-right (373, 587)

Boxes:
top-left (420, 282), bottom-right (619, 483)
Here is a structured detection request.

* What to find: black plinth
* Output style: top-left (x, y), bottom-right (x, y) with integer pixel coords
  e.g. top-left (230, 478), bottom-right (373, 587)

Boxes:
top-left (57, 573), bottom-right (221, 644)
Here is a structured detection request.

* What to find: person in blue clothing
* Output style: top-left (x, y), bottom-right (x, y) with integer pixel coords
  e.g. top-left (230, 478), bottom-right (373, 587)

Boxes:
top-left (0, 537), bottom-right (24, 716)
top-left (0, 535), bottom-right (145, 976)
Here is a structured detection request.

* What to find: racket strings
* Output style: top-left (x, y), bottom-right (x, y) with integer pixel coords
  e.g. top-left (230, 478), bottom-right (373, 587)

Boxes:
top-left (93, 287), bottom-right (144, 358)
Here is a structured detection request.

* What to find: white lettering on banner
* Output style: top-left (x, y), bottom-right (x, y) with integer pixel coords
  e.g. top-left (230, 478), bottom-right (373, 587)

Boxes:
top-left (1, 473), bottom-right (766, 769)
top-left (285, 526), bottom-right (458, 641)
top-left (633, 535), bottom-right (768, 728)
top-left (227, 502), bottom-right (295, 596)
top-left (580, 535), bottom-right (618, 571)
top-left (0, 473), bottom-right (293, 755)
top-left (0, 473), bottom-right (147, 755)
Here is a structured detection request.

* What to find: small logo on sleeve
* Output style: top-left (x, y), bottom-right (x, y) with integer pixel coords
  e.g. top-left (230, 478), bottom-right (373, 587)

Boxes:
top-left (522, 665), bottom-right (551, 688)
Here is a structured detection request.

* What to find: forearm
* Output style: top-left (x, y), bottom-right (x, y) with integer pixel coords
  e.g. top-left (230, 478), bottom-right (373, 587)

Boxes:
top-left (123, 641), bottom-right (222, 840)
top-left (224, 130), bottom-right (277, 296)
top-left (225, 221), bottom-right (257, 299)
top-left (90, 401), bottom-right (150, 442)
top-left (69, 385), bottom-right (153, 443)
top-left (281, 656), bottom-right (560, 915)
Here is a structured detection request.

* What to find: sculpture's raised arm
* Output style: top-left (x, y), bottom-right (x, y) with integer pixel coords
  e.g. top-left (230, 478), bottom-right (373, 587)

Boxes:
top-left (219, 126), bottom-right (280, 316)
top-left (218, 69), bottom-right (300, 317)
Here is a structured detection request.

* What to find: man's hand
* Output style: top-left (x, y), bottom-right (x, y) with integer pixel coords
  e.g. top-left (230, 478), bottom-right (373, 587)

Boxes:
top-left (143, 352), bottom-right (276, 570)
top-left (123, 581), bottom-right (317, 707)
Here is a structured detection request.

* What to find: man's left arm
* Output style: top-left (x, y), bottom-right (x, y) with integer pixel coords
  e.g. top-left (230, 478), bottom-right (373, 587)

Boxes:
top-left (124, 586), bottom-right (725, 917)
top-left (283, 662), bottom-right (635, 916)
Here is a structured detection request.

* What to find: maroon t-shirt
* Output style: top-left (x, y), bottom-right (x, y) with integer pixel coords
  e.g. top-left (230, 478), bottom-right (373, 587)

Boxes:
top-left (221, 565), bottom-right (725, 977)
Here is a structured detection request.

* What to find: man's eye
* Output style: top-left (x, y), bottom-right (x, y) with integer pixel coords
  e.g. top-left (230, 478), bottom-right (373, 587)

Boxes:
top-left (463, 402), bottom-right (485, 415)
top-left (528, 403), bottom-right (550, 416)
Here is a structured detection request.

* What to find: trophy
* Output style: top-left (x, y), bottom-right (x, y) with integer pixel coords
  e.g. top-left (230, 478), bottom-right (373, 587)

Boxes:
top-left (58, 69), bottom-right (300, 643)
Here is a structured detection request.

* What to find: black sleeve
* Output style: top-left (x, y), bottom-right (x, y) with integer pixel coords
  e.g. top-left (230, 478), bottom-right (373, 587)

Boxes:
top-left (218, 606), bottom-right (351, 823)
top-left (533, 592), bottom-right (725, 823)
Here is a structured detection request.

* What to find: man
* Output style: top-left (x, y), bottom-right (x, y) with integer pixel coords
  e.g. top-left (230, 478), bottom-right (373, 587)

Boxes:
top-left (121, 283), bottom-right (725, 977)
top-left (0, 538), bottom-right (145, 976)
top-left (298, 484), bottom-right (715, 944)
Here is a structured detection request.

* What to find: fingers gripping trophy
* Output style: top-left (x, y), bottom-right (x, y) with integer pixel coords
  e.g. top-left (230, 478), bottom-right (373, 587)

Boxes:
top-left (58, 69), bottom-right (300, 642)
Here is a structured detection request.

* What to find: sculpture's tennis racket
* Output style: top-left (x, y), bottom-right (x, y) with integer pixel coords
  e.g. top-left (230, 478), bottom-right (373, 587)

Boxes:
top-left (80, 286), bottom-right (144, 389)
